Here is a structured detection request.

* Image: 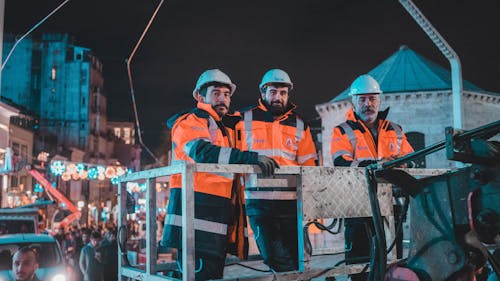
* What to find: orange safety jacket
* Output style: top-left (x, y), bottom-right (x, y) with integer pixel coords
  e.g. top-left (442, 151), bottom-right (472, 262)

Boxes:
top-left (330, 108), bottom-right (414, 167)
top-left (237, 99), bottom-right (317, 216)
top-left (162, 102), bottom-right (259, 259)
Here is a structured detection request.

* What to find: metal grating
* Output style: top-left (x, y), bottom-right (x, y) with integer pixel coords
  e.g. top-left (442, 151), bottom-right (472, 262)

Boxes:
top-left (301, 166), bottom-right (393, 220)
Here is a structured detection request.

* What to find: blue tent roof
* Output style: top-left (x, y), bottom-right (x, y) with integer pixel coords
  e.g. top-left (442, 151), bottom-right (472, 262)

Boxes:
top-left (332, 45), bottom-right (485, 102)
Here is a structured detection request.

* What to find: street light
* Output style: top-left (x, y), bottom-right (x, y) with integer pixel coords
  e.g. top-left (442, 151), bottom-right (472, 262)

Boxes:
top-left (399, 0), bottom-right (463, 130)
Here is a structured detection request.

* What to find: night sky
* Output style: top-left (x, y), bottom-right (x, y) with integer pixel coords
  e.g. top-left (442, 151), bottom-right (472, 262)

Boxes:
top-left (4, 0), bottom-right (500, 154)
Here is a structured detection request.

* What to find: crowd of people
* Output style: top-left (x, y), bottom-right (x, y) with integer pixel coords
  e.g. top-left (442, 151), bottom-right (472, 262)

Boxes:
top-left (53, 226), bottom-right (118, 281)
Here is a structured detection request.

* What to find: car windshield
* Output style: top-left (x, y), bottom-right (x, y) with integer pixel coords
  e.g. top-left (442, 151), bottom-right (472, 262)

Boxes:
top-left (0, 242), bottom-right (62, 270)
top-left (0, 220), bottom-right (36, 233)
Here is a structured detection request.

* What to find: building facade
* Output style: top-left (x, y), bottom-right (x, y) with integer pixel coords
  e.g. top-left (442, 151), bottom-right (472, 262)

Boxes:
top-left (2, 34), bottom-right (138, 227)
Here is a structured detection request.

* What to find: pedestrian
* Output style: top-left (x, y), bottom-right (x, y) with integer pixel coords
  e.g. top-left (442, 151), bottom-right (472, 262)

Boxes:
top-left (54, 226), bottom-right (65, 246)
top-left (99, 229), bottom-right (118, 281)
top-left (11, 247), bottom-right (41, 281)
top-left (330, 74), bottom-right (414, 281)
top-left (79, 231), bottom-right (103, 281)
top-left (237, 68), bottom-right (317, 272)
top-left (161, 69), bottom-right (278, 280)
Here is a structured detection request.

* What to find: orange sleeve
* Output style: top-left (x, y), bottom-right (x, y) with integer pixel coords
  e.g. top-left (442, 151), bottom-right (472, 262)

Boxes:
top-left (330, 126), bottom-right (355, 166)
top-left (399, 132), bottom-right (414, 157)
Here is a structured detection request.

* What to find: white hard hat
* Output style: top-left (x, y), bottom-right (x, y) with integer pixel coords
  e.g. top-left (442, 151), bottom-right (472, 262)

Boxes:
top-left (193, 69), bottom-right (236, 98)
top-left (349, 74), bottom-right (382, 96)
top-left (259, 69), bottom-right (293, 91)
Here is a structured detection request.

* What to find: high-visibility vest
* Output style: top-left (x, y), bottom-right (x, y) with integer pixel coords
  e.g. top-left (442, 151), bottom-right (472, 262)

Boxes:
top-left (162, 102), bottom-right (250, 258)
top-left (330, 108), bottom-right (414, 167)
top-left (236, 99), bottom-right (317, 208)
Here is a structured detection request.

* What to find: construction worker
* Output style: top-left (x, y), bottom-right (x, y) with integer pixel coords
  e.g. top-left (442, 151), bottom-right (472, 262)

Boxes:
top-left (237, 69), bottom-right (317, 272)
top-left (161, 69), bottom-right (279, 280)
top-left (330, 74), bottom-right (414, 280)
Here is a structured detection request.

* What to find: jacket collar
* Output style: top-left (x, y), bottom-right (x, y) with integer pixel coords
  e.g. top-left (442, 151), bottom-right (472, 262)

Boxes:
top-left (197, 102), bottom-right (222, 121)
top-left (257, 98), bottom-right (297, 118)
top-left (346, 107), bottom-right (390, 123)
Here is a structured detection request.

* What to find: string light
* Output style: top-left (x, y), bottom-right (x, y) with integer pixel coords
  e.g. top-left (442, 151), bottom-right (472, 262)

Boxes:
top-left (34, 183), bottom-right (44, 192)
top-left (76, 163), bottom-right (86, 173)
top-left (50, 160), bottom-right (66, 176)
top-left (48, 160), bottom-right (126, 182)
top-left (105, 166), bottom-right (116, 178)
top-left (87, 167), bottom-right (98, 180)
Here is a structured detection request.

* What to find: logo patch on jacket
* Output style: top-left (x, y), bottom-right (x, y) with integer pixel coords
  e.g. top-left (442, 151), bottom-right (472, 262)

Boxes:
top-left (389, 143), bottom-right (396, 152)
top-left (286, 137), bottom-right (293, 148)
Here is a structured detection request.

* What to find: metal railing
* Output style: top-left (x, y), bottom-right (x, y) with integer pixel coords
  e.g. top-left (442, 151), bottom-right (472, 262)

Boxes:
top-left (117, 163), bottom-right (446, 280)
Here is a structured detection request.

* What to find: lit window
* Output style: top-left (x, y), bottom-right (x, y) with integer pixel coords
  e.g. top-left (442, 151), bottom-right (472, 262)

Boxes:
top-left (114, 128), bottom-right (121, 138)
top-left (51, 67), bottom-right (56, 80)
top-left (123, 128), bottom-right (131, 144)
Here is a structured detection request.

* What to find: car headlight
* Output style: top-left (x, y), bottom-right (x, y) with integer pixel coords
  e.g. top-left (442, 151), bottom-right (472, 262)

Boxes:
top-left (52, 273), bottom-right (66, 281)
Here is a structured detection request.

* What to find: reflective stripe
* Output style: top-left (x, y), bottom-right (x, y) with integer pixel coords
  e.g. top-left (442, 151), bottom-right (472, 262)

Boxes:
top-left (297, 153), bottom-right (316, 164)
top-left (252, 148), bottom-right (296, 161)
top-left (218, 147), bottom-right (232, 164)
top-left (165, 214), bottom-right (228, 235)
top-left (390, 122), bottom-right (403, 155)
top-left (339, 123), bottom-right (357, 159)
top-left (245, 190), bottom-right (297, 200)
top-left (357, 157), bottom-right (377, 161)
top-left (244, 111), bottom-right (253, 150)
top-left (184, 138), bottom-right (211, 156)
top-left (333, 150), bottom-right (352, 161)
top-left (208, 116), bottom-right (218, 143)
top-left (296, 117), bottom-right (304, 143)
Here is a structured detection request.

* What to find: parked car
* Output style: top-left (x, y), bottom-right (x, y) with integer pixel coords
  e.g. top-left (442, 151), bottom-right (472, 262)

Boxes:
top-left (0, 234), bottom-right (67, 281)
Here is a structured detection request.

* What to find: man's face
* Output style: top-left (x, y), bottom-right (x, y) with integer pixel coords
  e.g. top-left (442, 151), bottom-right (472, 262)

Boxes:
top-left (82, 233), bottom-right (89, 243)
top-left (13, 251), bottom-right (39, 281)
top-left (90, 237), bottom-right (101, 247)
top-left (261, 85), bottom-right (289, 115)
top-left (352, 94), bottom-right (381, 126)
top-left (201, 85), bottom-right (231, 117)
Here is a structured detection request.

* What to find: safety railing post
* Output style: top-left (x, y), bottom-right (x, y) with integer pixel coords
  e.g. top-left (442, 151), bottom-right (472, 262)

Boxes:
top-left (146, 177), bottom-right (157, 274)
top-left (118, 181), bottom-right (127, 279)
top-left (297, 167), bottom-right (308, 272)
top-left (182, 163), bottom-right (195, 281)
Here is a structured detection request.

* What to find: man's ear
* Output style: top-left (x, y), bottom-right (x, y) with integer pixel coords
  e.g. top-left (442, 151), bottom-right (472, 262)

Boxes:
top-left (194, 92), bottom-right (205, 103)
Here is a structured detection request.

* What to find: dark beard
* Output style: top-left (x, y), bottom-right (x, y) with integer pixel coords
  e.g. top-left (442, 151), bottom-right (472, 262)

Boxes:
top-left (212, 104), bottom-right (228, 117)
top-left (264, 100), bottom-right (287, 116)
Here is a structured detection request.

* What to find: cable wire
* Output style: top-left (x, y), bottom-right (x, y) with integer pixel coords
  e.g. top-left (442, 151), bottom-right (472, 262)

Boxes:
top-left (387, 194), bottom-right (409, 254)
top-left (126, 0), bottom-right (165, 165)
top-left (303, 219), bottom-right (343, 256)
top-left (1, 0), bottom-right (71, 72)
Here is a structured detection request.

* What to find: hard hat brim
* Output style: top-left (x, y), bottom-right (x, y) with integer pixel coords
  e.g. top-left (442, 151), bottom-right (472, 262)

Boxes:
top-left (192, 83), bottom-right (237, 98)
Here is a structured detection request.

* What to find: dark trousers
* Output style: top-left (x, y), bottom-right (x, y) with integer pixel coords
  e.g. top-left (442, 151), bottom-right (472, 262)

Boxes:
top-left (249, 215), bottom-right (298, 272)
top-left (344, 217), bottom-right (374, 281)
top-left (176, 251), bottom-right (226, 281)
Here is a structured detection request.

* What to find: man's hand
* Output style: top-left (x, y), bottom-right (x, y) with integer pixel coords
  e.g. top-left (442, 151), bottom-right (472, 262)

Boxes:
top-left (257, 155), bottom-right (280, 177)
top-left (378, 155), bottom-right (410, 168)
